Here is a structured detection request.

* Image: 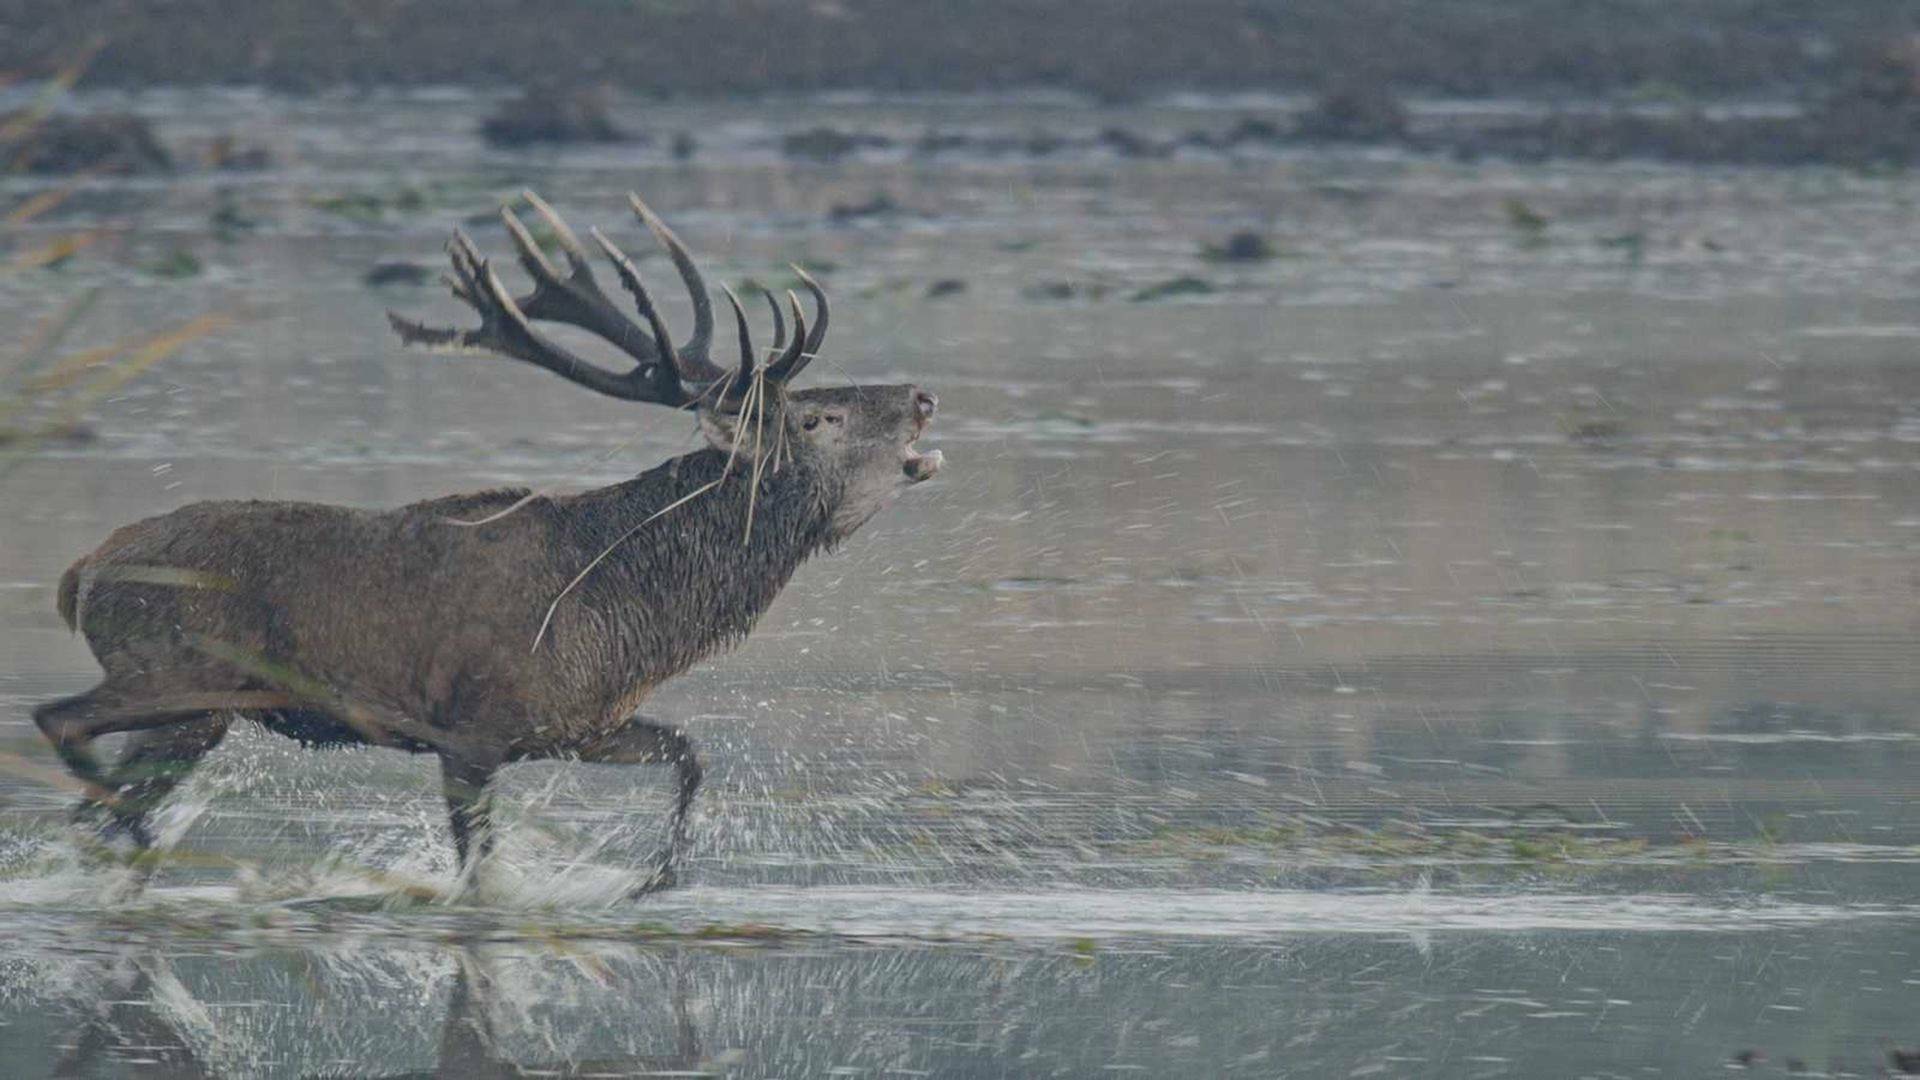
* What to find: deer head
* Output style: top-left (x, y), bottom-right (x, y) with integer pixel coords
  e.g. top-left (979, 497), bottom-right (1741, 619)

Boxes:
top-left (390, 190), bottom-right (943, 538)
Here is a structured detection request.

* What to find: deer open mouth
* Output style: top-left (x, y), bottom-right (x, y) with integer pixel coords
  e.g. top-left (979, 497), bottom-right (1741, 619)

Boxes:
top-left (902, 443), bottom-right (944, 483)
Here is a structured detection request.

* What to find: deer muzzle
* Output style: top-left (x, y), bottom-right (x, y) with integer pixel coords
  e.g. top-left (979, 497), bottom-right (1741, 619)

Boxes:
top-left (903, 388), bottom-right (942, 482)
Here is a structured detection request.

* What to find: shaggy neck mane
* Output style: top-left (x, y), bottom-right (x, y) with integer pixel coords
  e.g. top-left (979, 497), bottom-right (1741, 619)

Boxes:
top-left (555, 445), bottom-right (842, 688)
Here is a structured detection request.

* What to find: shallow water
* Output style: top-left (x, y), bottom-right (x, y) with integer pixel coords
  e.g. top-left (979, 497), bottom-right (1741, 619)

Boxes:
top-left (4, 89), bottom-right (1920, 1076)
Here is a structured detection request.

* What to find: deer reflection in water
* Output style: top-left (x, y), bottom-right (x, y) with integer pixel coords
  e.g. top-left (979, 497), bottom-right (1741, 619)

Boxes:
top-left (41, 946), bottom-right (701, 1079)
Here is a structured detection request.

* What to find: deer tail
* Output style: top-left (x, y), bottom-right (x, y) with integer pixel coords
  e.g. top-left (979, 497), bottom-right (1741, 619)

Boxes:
top-left (56, 561), bottom-right (82, 632)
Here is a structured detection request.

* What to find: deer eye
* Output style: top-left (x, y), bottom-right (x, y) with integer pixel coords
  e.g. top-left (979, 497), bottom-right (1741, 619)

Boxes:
top-left (803, 415), bottom-right (821, 431)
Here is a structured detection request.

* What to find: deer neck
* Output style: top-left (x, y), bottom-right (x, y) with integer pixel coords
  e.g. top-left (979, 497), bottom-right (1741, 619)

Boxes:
top-left (573, 447), bottom-right (840, 683)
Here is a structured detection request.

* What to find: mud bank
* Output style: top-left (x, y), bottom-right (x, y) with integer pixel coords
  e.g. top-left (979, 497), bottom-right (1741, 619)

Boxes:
top-left (2, 1), bottom-right (1917, 100)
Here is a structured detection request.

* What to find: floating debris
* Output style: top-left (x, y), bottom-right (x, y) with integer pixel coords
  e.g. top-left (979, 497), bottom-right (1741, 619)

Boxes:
top-left (200, 133), bottom-right (273, 171)
top-left (783, 126), bottom-right (892, 162)
top-left (1200, 230), bottom-right (1276, 263)
top-left (827, 192), bottom-right (902, 222)
top-left (210, 193), bottom-right (262, 241)
top-left (1, 112), bottom-right (171, 175)
top-left (1098, 126), bottom-right (1169, 159)
top-left (480, 84), bottom-right (626, 146)
top-left (1503, 197), bottom-right (1550, 246)
top-left (144, 247), bottom-right (203, 279)
top-left (363, 261), bottom-right (434, 288)
top-left (1023, 280), bottom-right (1108, 302)
top-left (1130, 276), bottom-right (1216, 302)
top-left (309, 189), bottom-right (418, 224)
top-left (1296, 83), bottom-right (1409, 142)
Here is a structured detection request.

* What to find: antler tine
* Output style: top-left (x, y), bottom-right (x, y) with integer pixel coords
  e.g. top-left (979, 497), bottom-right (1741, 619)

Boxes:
top-left (386, 255), bottom-right (693, 408)
top-left (480, 264), bottom-right (535, 336)
top-left (499, 205), bottom-right (561, 281)
top-left (498, 198), bottom-right (663, 365)
top-left (389, 194), bottom-right (794, 409)
top-left (588, 226), bottom-right (704, 389)
top-left (389, 218), bottom-right (693, 407)
top-left (792, 263), bottom-right (830, 357)
top-left (441, 226), bottom-right (487, 299)
top-left (759, 286), bottom-right (787, 353)
top-left (717, 283), bottom-right (758, 403)
top-left (520, 189), bottom-right (587, 262)
top-left (765, 289), bottom-right (811, 383)
top-left (629, 191), bottom-right (723, 380)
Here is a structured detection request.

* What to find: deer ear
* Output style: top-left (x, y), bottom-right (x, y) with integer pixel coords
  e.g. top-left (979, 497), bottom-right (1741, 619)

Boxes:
top-left (698, 408), bottom-right (741, 454)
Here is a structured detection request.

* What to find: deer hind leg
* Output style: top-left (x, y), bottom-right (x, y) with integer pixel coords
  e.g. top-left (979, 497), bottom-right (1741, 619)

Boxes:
top-left (578, 715), bottom-right (704, 896)
top-left (439, 755), bottom-right (500, 885)
top-left (34, 683), bottom-right (271, 846)
top-left (98, 715), bottom-right (232, 849)
top-left (31, 686), bottom-right (122, 796)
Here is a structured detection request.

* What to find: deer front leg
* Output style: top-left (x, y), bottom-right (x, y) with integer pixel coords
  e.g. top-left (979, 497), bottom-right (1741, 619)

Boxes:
top-left (438, 755), bottom-right (500, 889)
top-left (578, 715), bottom-right (703, 896)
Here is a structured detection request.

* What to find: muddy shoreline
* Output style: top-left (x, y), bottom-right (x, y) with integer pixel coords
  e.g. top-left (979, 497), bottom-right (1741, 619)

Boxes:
top-left (9, 4), bottom-right (1920, 169)
top-left (3, 1), bottom-right (1916, 100)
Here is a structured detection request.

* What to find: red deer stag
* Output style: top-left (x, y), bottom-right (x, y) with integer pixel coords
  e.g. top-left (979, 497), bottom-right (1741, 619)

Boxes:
top-left (33, 191), bottom-right (943, 894)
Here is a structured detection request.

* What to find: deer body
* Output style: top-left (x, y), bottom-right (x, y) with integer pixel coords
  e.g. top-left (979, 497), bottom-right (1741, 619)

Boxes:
top-left (34, 192), bottom-right (941, 893)
top-left (61, 447), bottom-right (835, 757)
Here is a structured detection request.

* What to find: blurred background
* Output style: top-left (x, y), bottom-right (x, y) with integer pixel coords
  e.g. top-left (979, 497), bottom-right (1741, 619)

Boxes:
top-left (3, 3), bottom-right (1920, 1077)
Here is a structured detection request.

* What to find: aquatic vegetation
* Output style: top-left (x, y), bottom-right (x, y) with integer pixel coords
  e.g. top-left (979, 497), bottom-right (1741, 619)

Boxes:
top-left (309, 187), bottom-right (427, 224)
top-left (1200, 230), bottom-right (1278, 263)
top-left (1295, 83), bottom-right (1410, 142)
top-left (2, 112), bottom-right (172, 175)
top-left (1130, 276), bottom-right (1217, 303)
top-left (1023, 280), bottom-right (1109, 302)
top-left (143, 246), bottom-right (203, 279)
top-left (0, 43), bottom-right (168, 177)
top-left (827, 192), bottom-right (904, 222)
top-left (197, 133), bottom-right (273, 171)
top-left (1557, 413), bottom-right (1626, 446)
top-left (783, 126), bottom-right (892, 162)
top-left (362, 260), bottom-right (435, 288)
top-left (1595, 229), bottom-right (1647, 265)
top-left (1502, 198), bottom-right (1550, 244)
top-left (1097, 126), bottom-right (1170, 159)
top-left (208, 192), bottom-right (262, 241)
top-left (480, 84), bottom-right (626, 147)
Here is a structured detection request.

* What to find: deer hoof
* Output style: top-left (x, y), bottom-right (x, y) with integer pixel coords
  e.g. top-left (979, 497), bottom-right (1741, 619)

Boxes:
top-left (70, 806), bottom-right (147, 865)
top-left (628, 855), bottom-right (679, 897)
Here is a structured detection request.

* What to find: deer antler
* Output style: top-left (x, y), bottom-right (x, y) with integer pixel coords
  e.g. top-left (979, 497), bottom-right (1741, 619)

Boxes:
top-left (389, 191), bottom-right (830, 408)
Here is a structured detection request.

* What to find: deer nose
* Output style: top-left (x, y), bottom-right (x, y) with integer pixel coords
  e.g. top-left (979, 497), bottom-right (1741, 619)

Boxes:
top-left (913, 389), bottom-right (938, 423)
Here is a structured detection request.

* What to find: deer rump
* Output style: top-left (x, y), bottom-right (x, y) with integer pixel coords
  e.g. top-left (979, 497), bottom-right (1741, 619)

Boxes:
top-left (33, 190), bottom-right (941, 897)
